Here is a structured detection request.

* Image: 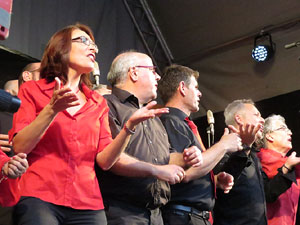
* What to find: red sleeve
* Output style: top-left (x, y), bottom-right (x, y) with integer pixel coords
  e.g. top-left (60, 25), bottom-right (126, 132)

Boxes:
top-left (9, 82), bottom-right (37, 142)
top-left (97, 102), bottom-right (113, 153)
top-left (0, 150), bottom-right (10, 174)
top-left (0, 151), bottom-right (20, 207)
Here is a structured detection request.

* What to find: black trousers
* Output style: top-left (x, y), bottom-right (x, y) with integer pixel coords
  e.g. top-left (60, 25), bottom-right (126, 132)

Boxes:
top-left (13, 197), bottom-right (107, 225)
top-left (162, 208), bottom-right (211, 225)
top-left (104, 199), bottom-right (163, 225)
top-left (0, 206), bottom-right (13, 225)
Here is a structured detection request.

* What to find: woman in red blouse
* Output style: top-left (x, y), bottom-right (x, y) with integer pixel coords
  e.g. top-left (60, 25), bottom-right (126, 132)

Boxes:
top-left (10, 23), bottom-right (168, 225)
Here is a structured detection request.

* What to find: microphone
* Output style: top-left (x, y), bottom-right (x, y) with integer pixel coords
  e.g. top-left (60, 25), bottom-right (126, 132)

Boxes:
top-left (207, 110), bottom-right (214, 135)
top-left (284, 41), bottom-right (300, 49)
top-left (0, 89), bottom-right (21, 113)
top-left (93, 61), bottom-right (100, 86)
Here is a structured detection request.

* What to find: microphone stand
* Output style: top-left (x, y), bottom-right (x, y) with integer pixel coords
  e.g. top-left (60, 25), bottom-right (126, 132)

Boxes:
top-left (206, 127), bottom-right (211, 148)
top-left (206, 125), bottom-right (214, 148)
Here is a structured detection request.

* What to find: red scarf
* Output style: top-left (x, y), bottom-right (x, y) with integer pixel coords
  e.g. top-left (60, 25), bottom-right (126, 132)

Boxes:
top-left (257, 148), bottom-right (300, 225)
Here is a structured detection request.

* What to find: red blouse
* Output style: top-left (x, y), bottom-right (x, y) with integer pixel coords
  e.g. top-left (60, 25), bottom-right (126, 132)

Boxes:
top-left (10, 79), bottom-right (113, 210)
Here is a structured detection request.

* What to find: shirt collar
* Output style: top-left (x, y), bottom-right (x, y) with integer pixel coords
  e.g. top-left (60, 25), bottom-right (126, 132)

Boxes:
top-left (36, 78), bottom-right (56, 91)
top-left (168, 107), bottom-right (189, 121)
top-left (112, 87), bottom-right (139, 107)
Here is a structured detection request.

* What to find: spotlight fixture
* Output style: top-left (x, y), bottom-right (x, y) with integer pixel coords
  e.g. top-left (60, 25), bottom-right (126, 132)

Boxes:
top-left (252, 32), bottom-right (275, 62)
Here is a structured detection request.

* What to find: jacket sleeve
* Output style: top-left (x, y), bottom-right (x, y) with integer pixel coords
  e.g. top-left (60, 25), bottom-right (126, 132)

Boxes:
top-left (263, 167), bottom-right (295, 203)
top-left (214, 150), bottom-right (250, 181)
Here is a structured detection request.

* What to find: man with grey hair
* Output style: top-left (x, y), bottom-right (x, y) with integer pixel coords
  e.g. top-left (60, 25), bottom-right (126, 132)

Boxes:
top-left (214, 99), bottom-right (296, 225)
top-left (97, 51), bottom-right (201, 225)
top-left (256, 114), bottom-right (300, 225)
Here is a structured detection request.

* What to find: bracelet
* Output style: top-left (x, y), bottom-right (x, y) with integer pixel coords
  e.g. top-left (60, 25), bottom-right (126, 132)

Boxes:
top-left (242, 144), bottom-right (251, 151)
top-left (123, 123), bottom-right (135, 135)
top-left (283, 164), bottom-right (292, 172)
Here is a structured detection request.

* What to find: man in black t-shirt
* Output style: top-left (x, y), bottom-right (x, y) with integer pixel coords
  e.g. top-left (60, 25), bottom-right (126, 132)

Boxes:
top-left (158, 64), bottom-right (243, 225)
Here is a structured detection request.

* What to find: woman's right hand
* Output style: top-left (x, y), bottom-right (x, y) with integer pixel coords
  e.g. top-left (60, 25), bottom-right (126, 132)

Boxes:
top-left (49, 77), bottom-right (80, 113)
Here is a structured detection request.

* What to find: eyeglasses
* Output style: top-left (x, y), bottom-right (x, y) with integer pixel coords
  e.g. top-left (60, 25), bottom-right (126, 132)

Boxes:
top-left (272, 126), bottom-right (291, 133)
top-left (72, 36), bottom-right (98, 53)
top-left (133, 65), bottom-right (157, 73)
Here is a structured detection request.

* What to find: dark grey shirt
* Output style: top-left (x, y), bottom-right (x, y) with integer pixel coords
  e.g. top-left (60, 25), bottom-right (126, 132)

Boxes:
top-left (160, 107), bottom-right (215, 211)
top-left (214, 150), bottom-right (267, 225)
top-left (213, 148), bottom-right (294, 225)
top-left (97, 87), bottom-right (171, 209)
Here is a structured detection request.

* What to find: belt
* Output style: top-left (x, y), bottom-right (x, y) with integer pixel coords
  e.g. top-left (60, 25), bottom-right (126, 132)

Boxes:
top-left (167, 204), bottom-right (210, 220)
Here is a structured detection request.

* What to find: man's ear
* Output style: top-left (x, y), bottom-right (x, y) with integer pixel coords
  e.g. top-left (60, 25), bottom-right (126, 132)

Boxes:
top-left (179, 81), bottom-right (186, 96)
top-left (22, 71), bottom-right (33, 82)
top-left (128, 67), bottom-right (138, 82)
top-left (265, 133), bottom-right (274, 143)
top-left (234, 114), bottom-right (243, 126)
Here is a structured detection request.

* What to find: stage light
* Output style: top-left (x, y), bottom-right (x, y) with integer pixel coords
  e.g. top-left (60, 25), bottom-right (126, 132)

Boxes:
top-left (252, 32), bottom-right (275, 62)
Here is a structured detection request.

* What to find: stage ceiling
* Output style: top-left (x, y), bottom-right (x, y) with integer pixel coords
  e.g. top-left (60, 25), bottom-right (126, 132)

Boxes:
top-left (1, 0), bottom-right (300, 118)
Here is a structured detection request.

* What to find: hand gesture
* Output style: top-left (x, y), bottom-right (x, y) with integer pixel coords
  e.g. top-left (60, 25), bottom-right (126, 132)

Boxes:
top-left (219, 128), bottom-right (243, 153)
top-left (153, 164), bottom-right (185, 184)
top-left (228, 122), bottom-right (262, 147)
top-left (0, 134), bottom-right (12, 152)
top-left (126, 101), bottom-right (169, 129)
top-left (216, 172), bottom-right (234, 194)
top-left (49, 77), bottom-right (80, 113)
top-left (183, 146), bottom-right (203, 168)
top-left (285, 151), bottom-right (300, 169)
top-left (2, 153), bottom-right (29, 179)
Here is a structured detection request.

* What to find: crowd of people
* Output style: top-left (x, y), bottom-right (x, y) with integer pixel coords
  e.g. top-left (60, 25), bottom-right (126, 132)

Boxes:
top-left (0, 23), bottom-right (299, 225)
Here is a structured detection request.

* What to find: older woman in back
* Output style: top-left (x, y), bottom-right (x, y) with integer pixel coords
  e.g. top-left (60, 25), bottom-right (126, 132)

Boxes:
top-left (256, 114), bottom-right (300, 225)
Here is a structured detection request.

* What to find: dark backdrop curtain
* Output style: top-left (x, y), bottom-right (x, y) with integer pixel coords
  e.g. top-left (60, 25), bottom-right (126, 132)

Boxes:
top-left (1, 0), bottom-right (145, 84)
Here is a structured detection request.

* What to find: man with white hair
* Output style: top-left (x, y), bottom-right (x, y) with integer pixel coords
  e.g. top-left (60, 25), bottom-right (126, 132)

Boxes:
top-left (97, 51), bottom-right (202, 225)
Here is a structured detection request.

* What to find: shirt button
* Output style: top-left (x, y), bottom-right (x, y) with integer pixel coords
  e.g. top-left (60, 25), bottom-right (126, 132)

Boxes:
top-left (149, 140), bottom-right (152, 144)
top-left (154, 158), bottom-right (158, 162)
top-left (144, 124), bottom-right (147, 128)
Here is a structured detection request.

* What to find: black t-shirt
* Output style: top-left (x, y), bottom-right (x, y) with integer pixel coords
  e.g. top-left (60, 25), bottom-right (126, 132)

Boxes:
top-left (160, 107), bottom-right (214, 211)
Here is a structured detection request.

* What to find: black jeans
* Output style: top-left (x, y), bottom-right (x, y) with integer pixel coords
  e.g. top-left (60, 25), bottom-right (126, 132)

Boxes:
top-left (13, 197), bottom-right (107, 225)
top-left (104, 199), bottom-right (163, 225)
top-left (0, 206), bottom-right (13, 225)
top-left (162, 208), bottom-right (211, 225)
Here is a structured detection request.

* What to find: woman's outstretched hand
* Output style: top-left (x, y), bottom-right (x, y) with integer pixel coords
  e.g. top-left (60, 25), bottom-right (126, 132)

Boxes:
top-left (49, 77), bottom-right (80, 113)
top-left (126, 101), bottom-right (169, 129)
